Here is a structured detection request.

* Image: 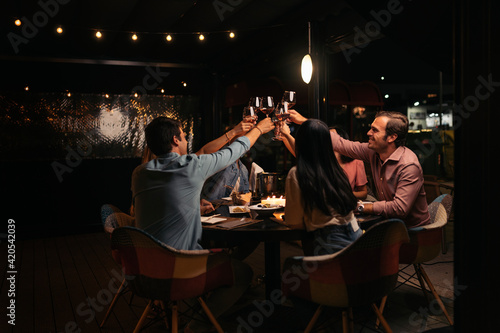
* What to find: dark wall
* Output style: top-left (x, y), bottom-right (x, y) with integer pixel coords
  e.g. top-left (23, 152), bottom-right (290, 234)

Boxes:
top-left (454, 0), bottom-right (500, 331)
top-left (1, 158), bottom-right (140, 239)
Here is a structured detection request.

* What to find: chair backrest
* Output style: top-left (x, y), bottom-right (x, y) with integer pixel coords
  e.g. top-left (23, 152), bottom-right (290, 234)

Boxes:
top-left (111, 226), bottom-right (234, 301)
top-left (432, 193), bottom-right (453, 219)
top-left (399, 196), bottom-right (450, 264)
top-left (282, 219), bottom-right (409, 308)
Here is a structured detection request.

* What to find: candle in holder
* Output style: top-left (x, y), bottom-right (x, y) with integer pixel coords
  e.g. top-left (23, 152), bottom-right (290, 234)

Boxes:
top-left (261, 195), bottom-right (286, 207)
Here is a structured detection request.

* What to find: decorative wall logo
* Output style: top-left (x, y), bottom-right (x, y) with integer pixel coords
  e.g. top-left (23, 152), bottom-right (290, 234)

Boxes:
top-left (7, 0), bottom-right (71, 54)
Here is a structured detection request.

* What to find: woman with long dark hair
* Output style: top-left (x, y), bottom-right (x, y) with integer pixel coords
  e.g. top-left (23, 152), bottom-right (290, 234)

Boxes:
top-left (283, 119), bottom-right (361, 255)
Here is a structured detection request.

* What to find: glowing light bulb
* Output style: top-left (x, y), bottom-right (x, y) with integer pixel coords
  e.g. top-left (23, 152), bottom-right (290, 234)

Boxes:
top-left (182, 82), bottom-right (187, 87)
top-left (95, 31), bottom-right (102, 38)
top-left (24, 86), bottom-right (29, 91)
top-left (14, 19), bottom-right (21, 26)
top-left (166, 34), bottom-right (172, 42)
top-left (56, 26), bottom-right (63, 34)
top-left (301, 54), bottom-right (313, 84)
top-left (229, 32), bottom-right (235, 38)
top-left (67, 92), bottom-right (71, 97)
top-left (198, 34), bottom-right (205, 41)
top-left (131, 33), bottom-right (138, 41)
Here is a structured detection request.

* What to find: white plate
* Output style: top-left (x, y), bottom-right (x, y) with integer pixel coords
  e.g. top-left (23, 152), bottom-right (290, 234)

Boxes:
top-left (248, 204), bottom-right (282, 217)
top-left (249, 204), bottom-right (283, 210)
top-left (229, 206), bottom-right (250, 214)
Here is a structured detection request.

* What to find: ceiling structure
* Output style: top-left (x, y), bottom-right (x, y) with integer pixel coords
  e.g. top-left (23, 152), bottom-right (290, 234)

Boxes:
top-left (0, 0), bottom-right (453, 96)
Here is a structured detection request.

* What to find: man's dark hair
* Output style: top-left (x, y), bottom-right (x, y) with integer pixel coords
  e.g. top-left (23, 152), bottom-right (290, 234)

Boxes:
top-left (145, 117), bottom-right (182, 156)
top-left (376, 111), bottom-right (408, 147)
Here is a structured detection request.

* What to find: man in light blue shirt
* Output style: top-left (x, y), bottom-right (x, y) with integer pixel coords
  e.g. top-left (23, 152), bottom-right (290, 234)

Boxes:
top-left (132, 116), bottom-right (273, 250)
top-left (131, 116), bottom-right (273, 333)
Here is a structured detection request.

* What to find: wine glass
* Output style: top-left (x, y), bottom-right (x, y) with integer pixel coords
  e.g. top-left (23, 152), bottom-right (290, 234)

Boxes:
top-left (249, 97), bottom-right (262, 113)
top-left (260, 96), bottom-right (274, 117)
top-left (242, 106), bottom-right (257, 123)
top-left (282, 91), bottom-right (296, 113)
top-left (271, 104), bottom-right (285, 141)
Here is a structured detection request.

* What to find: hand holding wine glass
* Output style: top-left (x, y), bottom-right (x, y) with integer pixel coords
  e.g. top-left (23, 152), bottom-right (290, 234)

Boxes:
top-left (243, 106), bottom-right (257, 124)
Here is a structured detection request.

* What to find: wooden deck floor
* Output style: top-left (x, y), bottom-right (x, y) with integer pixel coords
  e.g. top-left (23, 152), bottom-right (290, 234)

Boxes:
top-left (1, 232), bottom-right (454, 333)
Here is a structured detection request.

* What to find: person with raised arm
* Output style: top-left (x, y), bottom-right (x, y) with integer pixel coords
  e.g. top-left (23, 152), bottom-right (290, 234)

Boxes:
top-left (282, 109), bottom-right (429, 228)
top-left (131, 116), bottom-right (274, 333)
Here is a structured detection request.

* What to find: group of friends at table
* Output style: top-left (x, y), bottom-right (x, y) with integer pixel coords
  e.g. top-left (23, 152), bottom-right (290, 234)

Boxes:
top-left (128, 107), bottom-right (430, 332)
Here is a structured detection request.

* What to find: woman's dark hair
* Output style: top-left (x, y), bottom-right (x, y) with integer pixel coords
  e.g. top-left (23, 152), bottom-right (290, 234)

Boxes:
top-left (329, 125), bottom-right (354, 163)
top-left (295, 119), bottom-right (357, 216)
top-left (145, 116), bottom-right (181, 156)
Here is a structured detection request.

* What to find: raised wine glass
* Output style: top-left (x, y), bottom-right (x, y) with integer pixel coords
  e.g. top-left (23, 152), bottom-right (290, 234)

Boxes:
top-left (242, 105), bottom-right (257, 123)
top-left (282, 91), bottom-right (296, 113)
top-left (249, 97), bottom-right (262, 114)
top-left (271, 104), bottom-right (285, 141)
top-left (260, 96), bottom-right (274, 117)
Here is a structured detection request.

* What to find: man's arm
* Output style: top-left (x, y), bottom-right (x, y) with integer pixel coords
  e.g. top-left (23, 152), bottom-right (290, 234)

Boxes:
top-left (288, 109), bottom-right (370, 162)
top-left (371, 164), bottom-right (423, 218)
top-left (197, 118), bottom-right (275, 179)
top-left (287, 109), bottom-right (308, 125)
top-left (195, 120), bottom-right (254, 155)
top-left (243, 117), bottom-right (274, 146)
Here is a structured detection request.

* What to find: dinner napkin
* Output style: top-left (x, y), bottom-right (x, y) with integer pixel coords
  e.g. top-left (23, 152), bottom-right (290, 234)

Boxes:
top-left (249, 162), bottom-right (264, 193)
top-left (200, 216), bottom-right (226, 224)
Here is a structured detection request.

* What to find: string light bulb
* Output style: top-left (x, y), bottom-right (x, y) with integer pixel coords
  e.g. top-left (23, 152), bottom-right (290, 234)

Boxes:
top-left (198, 34), bottom-right (205, 41)
top-left (229, 31), bottom-right (235, 38)
top-left (56, 26), bottom-right (63, 34)
top-left (14, 19), bottom-right (21, 26)
top-left (24, 86), bottom-right (29, 91)
top-left (95, 31), bottom-right (102, 38)
top-left (131, 33), bottom-right (138, 41)
top-left (165, 34), bottom-right (172, 42)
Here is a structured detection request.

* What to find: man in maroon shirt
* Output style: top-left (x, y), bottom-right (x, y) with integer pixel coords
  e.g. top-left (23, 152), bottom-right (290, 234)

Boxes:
top-left (286, 110), bottom-right (430, 228)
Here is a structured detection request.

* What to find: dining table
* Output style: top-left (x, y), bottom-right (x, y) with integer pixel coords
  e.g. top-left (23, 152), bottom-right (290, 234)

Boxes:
top-left (201, 202), bottom-right (305, 300)
top-left (201, 200), bottom-right (383, 300)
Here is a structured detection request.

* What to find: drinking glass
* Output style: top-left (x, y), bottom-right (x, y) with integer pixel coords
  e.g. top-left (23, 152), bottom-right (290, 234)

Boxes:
top-left (260, 96), bottom-right (274, 117)
top-left (249, 97), bottom-right (262, 113)
top-left (242, 106), bottom-right (257, 123)
top-left (272, 104), bottom-right (285, 141)
top-left (282, 91), bottom-right (296, 113)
